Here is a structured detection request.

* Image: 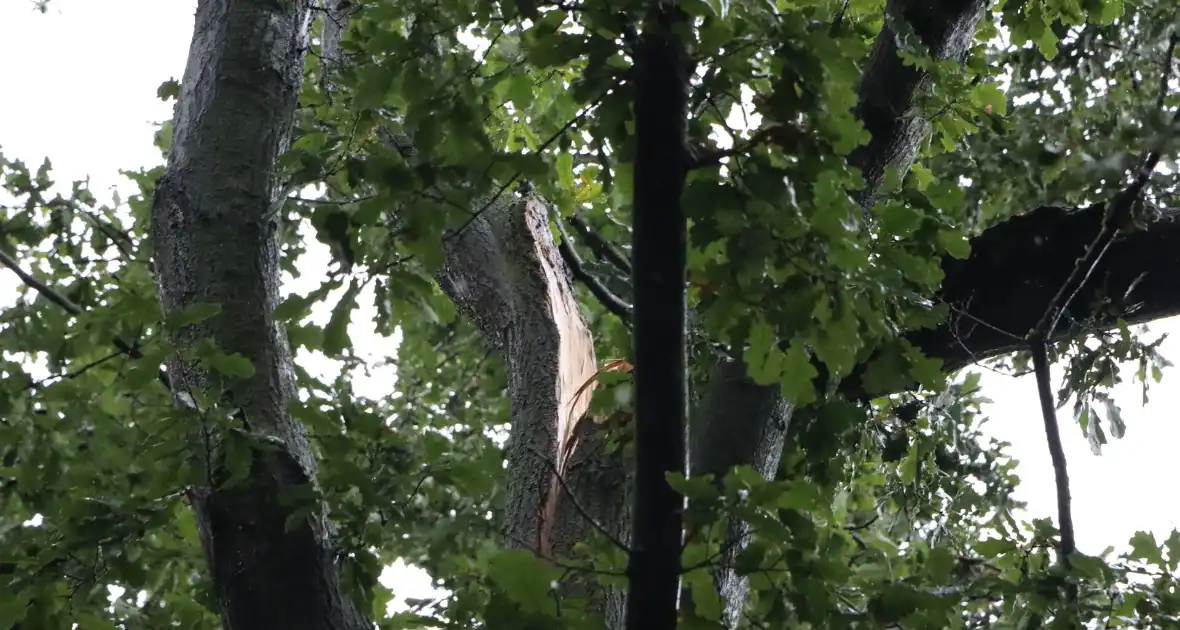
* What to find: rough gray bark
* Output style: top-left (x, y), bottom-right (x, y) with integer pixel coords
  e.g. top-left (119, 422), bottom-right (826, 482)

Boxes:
top-left (850, 0), bottom-right (992, 197)
top-left (436, 197), bottom-right (625, 553)
top-left (437, 197), bottom-right (630, 623)
top-left (150, 1), bottom-right (368, 628)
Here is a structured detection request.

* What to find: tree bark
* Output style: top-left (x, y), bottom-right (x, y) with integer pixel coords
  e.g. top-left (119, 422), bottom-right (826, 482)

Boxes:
top-left (436, 196), bottom-right (631, 624)
top-left (150, 1), bottom-right (369, 628)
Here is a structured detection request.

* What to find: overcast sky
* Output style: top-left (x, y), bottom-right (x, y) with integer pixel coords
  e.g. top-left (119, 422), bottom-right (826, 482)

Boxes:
top-left (1, 0), bottom-right (1176, 610)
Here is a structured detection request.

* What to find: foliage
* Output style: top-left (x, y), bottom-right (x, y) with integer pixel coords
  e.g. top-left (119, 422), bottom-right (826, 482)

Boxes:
top-left (2, 0), bottom-right (1180, 628)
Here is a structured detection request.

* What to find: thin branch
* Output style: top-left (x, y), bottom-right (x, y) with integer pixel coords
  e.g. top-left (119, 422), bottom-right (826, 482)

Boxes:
top-left (1155, 30), bottom-right (1179, 112)
top-left (1030, 339), bottom-right (1077, 605)
top-left (32, 350), bottom-right (123, 388)
top-left (0, 249), bottom-right (171, 389)
top-left (687, 125), bottom-right (781, 170)
top-left (567, 214), bottom-right (631, 274)
top-left (553, 213), bottom-right (633, 322)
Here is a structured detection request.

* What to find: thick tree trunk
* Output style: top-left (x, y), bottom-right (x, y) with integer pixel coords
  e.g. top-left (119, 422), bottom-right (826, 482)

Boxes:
top-left (150, 1), bottom-right (368, 628)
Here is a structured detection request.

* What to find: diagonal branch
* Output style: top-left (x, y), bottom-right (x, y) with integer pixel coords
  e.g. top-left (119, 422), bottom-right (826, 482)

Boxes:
top-left (0, 249), bottom-right (171, 388)
top-left (568, 214), bottom-right (631, 274)
top-left (553, 214), bottom-right (632, 321)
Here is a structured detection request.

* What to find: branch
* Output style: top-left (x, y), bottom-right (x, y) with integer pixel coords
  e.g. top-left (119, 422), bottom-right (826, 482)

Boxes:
top-left (0, 249), bottom-right (171, 389)
top-left (568, 214), bottom-right (631, 274)
top-left (1030, 340), bottom-right (1077, 605)
top-left (687, 125), bottom-right (780, 170)
top-left (1033, 110), bottom-right (1179, 342)
top-left (554, 216), bottom-right (633, 321)
top-left (905, 204), bottom-right (1180, 376)
top-left (1016, 55), bottom-right (1180, 612)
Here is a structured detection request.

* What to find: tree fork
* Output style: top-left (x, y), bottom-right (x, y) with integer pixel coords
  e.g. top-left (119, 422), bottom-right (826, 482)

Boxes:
top-left (625, 4), bottom-right (692, 629)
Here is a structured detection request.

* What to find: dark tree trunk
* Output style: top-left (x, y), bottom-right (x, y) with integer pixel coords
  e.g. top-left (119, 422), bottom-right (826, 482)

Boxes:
top-left (625, 5), bottom-right (692, 629)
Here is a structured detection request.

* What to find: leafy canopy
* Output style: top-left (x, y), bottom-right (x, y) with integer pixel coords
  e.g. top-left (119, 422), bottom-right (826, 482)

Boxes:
top-left (2, 0), bottom-right (1180, 628)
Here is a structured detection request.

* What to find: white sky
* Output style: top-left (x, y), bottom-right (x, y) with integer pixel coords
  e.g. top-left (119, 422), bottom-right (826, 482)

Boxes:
top-left (0, 0), bottom-right (1176, 615)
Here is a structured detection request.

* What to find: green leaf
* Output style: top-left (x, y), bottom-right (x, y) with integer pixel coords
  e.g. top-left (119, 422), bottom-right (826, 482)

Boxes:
top-left (156, 79), bottom-right (180, 101)
top-left (925, 546), bottom-right (955, 582)
top-left (323, 280), bottom-right (361, 358)
top-left (899, 447), bottom-right (920, 484)
top-left (743, 319), bottom-right (782, 385)
top-left (937, 229), bottom-right (971, 259)
top-left (0, 593), bottom-right (29, 629)
top-left (1091, 0), bottom-right (1122, 24)
top-left (486, 549), bottom-right (560, 613)
top-left (779, 340), bottom-right (818, 405)
top-left (205, 351), bottom-right (256, 379)
top-left (862, 346), bottom-right (911, 395)
top-left (123, 356), bottom-right (164, 391)
top-left (685, 567), bottom-right (723, 621)
top-left (165, 302), bottom-right (222, 329)
top-left (666, 472), bottom-right (721, 501)
top-left (1128, 530), bottom-right (1163, 565)
top-left (971, 83), bottom-right (1008, 116)
top-left (904, 343), bottom-right (945, 390)
top-left (1164, 529), bottom-right (1180, 572)
top-left (501, 74), bottom-right (535, 109)
top-left (556, 152), bottom-right (574, 192)
top-left (973, 538), bottom-right (1017, 558)
top-left (222, 431), bottom-right (254, 488)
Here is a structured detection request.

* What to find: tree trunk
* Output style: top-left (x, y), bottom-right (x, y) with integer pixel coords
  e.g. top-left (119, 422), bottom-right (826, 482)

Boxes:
top-left (625, 5), bottom-right (692, 627)
top-left (150, 1), bottom-right (369, 628)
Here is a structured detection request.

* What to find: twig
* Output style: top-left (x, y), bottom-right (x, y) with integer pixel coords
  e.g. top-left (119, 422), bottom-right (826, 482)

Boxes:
top-left (567, 214), bottom-right (631, 274)
top-left (687, 125), bottom-right (781, 170)
top-left (524, 445), bottom-right (630, 553)
top-left (1155, 30), bottom-right (1179, 113)
top-left (553, 213), bottom-right (633, 322)
top-left (444, 92), bottom-right (609, 242)
top-left (0, 249), bottom-right (171, 389)
top-left (32, 350), bottom-right (123, 388)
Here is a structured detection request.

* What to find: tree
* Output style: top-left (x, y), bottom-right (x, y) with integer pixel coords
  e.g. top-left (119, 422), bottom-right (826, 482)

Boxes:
top-left (2, 0), bottom-right (1180, 628)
